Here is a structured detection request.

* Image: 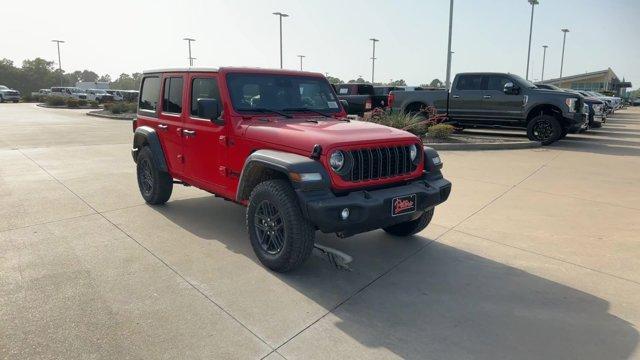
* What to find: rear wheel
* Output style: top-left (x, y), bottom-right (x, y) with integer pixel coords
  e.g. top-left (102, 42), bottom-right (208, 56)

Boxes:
top-left (136, 146), bottom-right (173, 205)
top-left (247, 180), bottom-right (315, 272)
top-left (527, 114), bottom-right (562, 145)
top-left (383, 208), bottom-right (434, 237)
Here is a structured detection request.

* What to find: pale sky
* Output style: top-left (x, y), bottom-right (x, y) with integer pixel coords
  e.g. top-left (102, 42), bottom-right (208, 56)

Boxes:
top-left (1, 0), bottom-right (638, 88)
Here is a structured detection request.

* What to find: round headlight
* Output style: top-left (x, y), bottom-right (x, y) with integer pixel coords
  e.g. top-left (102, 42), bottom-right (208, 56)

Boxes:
top-left (409, 144), bottom-right (418, 162)
top-left (329, 150), bottom-right (345, 171)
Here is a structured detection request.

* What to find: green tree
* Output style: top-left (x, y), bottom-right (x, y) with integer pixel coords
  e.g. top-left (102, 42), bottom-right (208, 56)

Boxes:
top-left (98, 74), bottom-right (112, 82)
top-left (325, 75), bottom-right (343, 85)
top-left (388, 79), bottom-right (407, 86)
top-left (348, 76), bottom-right (369, 84)
top-left (80, 70), bottom-right (99, 82)
top-left (428, 79), bottom-right (444, 88)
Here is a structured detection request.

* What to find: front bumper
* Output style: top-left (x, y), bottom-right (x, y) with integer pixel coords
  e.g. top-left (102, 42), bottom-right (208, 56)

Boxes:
top-left (565, 112), bottom-right (588, 133)
top-left (1, 95), bottom-right (20, 101)
top-left (299, 173), bottom-right (451, 236)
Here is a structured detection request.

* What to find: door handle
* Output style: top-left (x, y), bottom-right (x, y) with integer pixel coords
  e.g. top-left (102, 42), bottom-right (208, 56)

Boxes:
top-left (157, 124), bottom-right (168, 130)
top-left (183, 129), bottom-right (196, 136)
top-left (483, 95), bottom-right (492, 99)
top-left (452, 95), bottom-right (460, 99)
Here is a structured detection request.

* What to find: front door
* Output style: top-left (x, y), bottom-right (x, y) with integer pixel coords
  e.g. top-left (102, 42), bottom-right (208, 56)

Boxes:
top-left (182, 74), bottom-right (228, 193)
top-left (481, 74), bottom-right (524, 124)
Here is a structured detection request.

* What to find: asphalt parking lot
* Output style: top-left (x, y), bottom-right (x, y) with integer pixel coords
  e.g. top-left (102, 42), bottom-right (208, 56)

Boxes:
top-left (1, 103), bottom-right (639, 359)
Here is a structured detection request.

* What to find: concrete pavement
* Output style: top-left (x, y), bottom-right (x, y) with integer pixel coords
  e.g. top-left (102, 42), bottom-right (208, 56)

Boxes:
top-left (1, 103), bottom-right (639, 359)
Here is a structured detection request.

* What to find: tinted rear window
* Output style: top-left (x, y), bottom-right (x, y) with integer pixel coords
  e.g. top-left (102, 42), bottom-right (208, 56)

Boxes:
top-left (162, 77), bottom-right (184, 114)
top-left (456, 75), bottom-right (482, 90)
top-left (139, 76), bottom-right (160, 112)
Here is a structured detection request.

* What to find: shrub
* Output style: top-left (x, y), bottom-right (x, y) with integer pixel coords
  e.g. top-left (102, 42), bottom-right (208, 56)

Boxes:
top-left (368, 108), bottom-right (428, 136)
top-left (46, 96), bottom-right (66, 106)
top-left (427, 124), bottom-right (455, 139)
top-left (124, 102), bottom-right (138, 113)
top-left (65, 98), bottom-right (80, 108)
top-left (105, 102), bottom-right (136, 114)
top-left (78, 99), bottom-right (88, 107)
top-left (88, 100), bottom-right (99, 107)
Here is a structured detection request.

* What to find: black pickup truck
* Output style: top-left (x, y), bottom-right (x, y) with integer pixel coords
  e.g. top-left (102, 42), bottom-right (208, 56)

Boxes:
top-left (389, 72), bottom-right (588, 144)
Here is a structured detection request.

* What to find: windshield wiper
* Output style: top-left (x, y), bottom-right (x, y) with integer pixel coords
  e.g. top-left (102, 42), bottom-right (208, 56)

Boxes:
top-left (247, 108), bottom-right (293, 118)
top-left (281, 107), bottom-right (331, 118)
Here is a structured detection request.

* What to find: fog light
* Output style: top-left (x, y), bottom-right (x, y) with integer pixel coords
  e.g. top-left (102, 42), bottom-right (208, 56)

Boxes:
top-left (340, 208), bottom-right (350, 220)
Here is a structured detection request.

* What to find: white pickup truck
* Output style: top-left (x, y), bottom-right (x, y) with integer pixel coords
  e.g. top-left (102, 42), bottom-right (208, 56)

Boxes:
top-left (0, 85), bottom-right (21, 103)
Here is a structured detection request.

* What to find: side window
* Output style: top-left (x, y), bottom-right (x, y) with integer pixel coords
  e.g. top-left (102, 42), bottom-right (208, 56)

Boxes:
top-left (485, 76), bottom-right (512, 91)
top-left (191, 77), bottom-right (221, 117)
top-left (456, 75), bottom-right (482, 91)
top-left (139, 76), bottom-right (160, 112)
top-left (162, 77), bottom-right (184, 114)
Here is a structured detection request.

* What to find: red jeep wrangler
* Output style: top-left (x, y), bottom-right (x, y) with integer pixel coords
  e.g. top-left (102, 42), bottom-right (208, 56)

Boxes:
top-left (132, 67), bottom-right (451, 272)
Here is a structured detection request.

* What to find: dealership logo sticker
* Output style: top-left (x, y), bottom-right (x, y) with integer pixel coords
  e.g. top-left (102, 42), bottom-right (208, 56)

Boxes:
top-left (392, 194), bottom-right (417, 216)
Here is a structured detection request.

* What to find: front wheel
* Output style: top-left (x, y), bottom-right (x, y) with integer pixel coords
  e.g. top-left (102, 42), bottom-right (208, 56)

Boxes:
top-left (383, 208), bottom-right (434, 237)
top-left (247, 180), bottom-right (315, 272)
top-left (527, 115), bottom-right (562, 145)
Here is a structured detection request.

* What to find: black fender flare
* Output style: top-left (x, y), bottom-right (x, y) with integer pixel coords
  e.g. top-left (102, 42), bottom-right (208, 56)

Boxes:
top-left (132, 126), bottom-right (168, 172)
top-left (236, 149), bottom-right (331, 202)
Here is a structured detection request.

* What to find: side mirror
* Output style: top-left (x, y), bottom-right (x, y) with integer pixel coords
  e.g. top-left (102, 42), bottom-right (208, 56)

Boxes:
top-left (339, 99), bottom-right (349, 110)
top-left (503, 82), bottom-right (519, 95)
top-left (197, 98), bottom-right (223, 125)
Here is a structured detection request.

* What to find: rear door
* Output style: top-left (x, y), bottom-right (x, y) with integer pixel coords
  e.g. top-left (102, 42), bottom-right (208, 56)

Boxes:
top-left (481, 74), bottom-right (524, 123)
top-left (182, 74), bottom-right (228, 192)
top-left (449, 74), bottom-right (484, 122)
top-left (155, 74), bottom-right (185, 176)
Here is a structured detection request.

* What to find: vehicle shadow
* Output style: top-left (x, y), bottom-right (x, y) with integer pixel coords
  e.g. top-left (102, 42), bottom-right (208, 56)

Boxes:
top-left (151, 197), bottom-right (639, 359)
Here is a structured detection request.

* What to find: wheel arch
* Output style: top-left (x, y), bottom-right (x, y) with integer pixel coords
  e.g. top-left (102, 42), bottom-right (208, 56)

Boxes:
top-left (403, 101), bottom-right (429, 114)
top-left (526, 104), bottom-right (563, 124)
top-left (236, 149), bottom-right (331, 202)
top-left (132, 126), bottom-right (168, 172)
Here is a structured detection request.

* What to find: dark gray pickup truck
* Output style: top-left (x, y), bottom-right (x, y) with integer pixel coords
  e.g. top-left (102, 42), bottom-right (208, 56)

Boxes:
top-left (389, 72), bottom-right (588, 144)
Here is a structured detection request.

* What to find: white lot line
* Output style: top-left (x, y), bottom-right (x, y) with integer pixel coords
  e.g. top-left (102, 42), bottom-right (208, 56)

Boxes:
top-left (15, 148), bottom-right (276, 353)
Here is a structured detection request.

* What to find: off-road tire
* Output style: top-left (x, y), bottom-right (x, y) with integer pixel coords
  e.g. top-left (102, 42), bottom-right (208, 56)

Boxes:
top-left (383, 208), bottom-right (434, 237)
top-left (560, 128), bottom-right (568, 139)
top-left (136, 146), bottom-right (173, 205)
top-left (527, 114), bottom-right (562, 145)
top-left (247, 179), bottom-right (315, 272)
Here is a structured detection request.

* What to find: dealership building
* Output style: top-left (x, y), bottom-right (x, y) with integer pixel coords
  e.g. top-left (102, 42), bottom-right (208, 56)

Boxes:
top-left (536, 68), bottom-right (632, 97)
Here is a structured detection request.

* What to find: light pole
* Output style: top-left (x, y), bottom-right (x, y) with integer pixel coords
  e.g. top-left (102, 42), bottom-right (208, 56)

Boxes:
top-left (525, 0), bottom-right (539, 80)
top-left (445, 0), bottom-right (454, 89)
top-left (51, 39), bottom-right (65, 86)
top-left (369, 38), bottom-right (379, 83)
top-left (297, 55), bottom-right (305, 70)
top-left (183, 38), bottom-right (195, 67)
top-left (560, 28), bottom-right (569, 79)
top-left (541, 45), bottom-right (548, 81)
top-left (273, 12), bottom-right (289, 69)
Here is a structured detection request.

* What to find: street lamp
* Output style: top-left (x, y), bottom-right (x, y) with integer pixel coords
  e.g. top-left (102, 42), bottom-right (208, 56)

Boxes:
top-left (369, 38), bottom-right (379, 83)
top-left (297, 55), bottom-right (305, 71)
top-left (183, 38), bottom-right (195, 67)
top-left (273, 12), bottom-right (289, 69)
top-left (560, 28), bottom-right (569, 79)
top-left (445, 0), bottom-right (454, 89)
top-left (541, 45), bottom-right (548, 81)
top-left (51, 39), bottom-right (65, 86)
top-left (525, 0), bottom-right (539, 80)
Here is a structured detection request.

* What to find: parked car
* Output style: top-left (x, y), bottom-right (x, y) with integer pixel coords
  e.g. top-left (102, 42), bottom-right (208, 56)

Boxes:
top-left (574, 90), bottom-right (606, 127)
top-left (334, 83), bottom-right (375, 116)
top-left (50, 87), bottom-right (88, 100)
top-left (632, 98), bottom-right (640, 106)
top-left (105, 90), bottom-right (124, 101)
top-left (85, 89), bottom-right (115, 103)
top-left (389, 72), bottom-right (587, 144)
top-left (131, 67), bottom-right (451, 272)
top-left (0, 85), bottom-right (21, 103)
top-left (31, 89), bottom-right (52, 97)
top-left (121, 90), bottom-right (139, 102)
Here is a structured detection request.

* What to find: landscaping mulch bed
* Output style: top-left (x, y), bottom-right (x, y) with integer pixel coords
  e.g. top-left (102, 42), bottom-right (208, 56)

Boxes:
top-left (424, 133), bottom-right (528, 144)
top-left (86, 110), bottom-right (135, 120)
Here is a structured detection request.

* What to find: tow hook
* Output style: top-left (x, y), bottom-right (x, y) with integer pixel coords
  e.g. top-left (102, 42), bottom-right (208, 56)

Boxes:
top-left (314, 244), bottom-right (353, 271)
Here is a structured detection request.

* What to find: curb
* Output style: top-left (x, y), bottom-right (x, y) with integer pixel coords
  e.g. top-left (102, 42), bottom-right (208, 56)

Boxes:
top-left (426, 140), bottom-right (541, 151)
top-left (86, 111), bottom-right (135, 120)
top-left (36, 103), bottom-right (99, 110)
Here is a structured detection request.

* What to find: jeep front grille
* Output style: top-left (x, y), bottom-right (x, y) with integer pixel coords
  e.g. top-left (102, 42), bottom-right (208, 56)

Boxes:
top-left (342, 145), bottom-right (418, 182)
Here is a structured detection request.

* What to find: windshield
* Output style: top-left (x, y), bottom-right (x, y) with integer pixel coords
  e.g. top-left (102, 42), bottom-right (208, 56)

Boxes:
top-left (70, 88), bottom-right (85, 94)
top-left (92, 89), bottom-right (107, 94)
top-left (226, 73), bottom-right (341, 114)
top-left (510, 74), bottom-right (537, 89)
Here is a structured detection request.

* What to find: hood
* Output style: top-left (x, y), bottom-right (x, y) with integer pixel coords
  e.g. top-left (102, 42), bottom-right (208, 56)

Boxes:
top-left (244, 117), bottom-right (418, 153)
